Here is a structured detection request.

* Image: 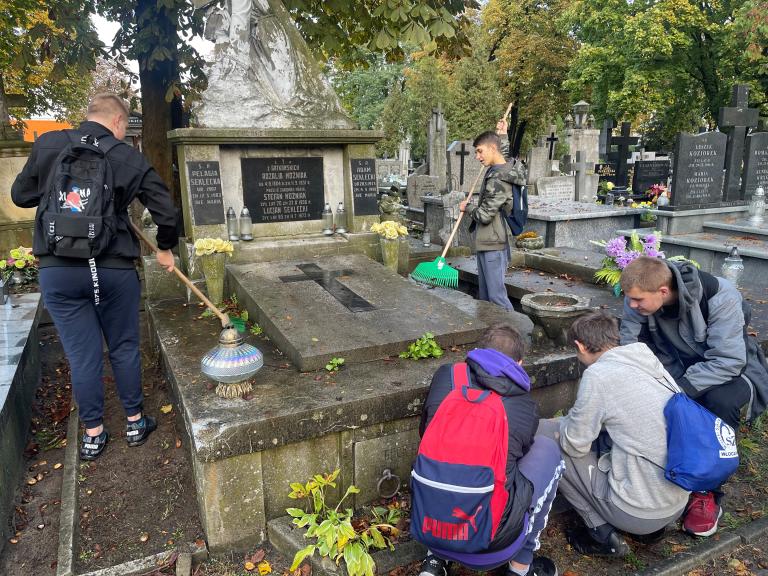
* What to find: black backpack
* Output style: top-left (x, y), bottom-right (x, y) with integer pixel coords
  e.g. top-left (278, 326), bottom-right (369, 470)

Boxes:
top-left (39, 131), bottom-right (124, 259)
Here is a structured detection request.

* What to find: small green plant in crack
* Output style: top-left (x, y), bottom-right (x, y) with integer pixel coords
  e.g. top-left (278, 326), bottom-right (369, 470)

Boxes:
top-left (399, 332), bottom-right (443, 360)
top-left (325, 357), bottom-right (345, 372)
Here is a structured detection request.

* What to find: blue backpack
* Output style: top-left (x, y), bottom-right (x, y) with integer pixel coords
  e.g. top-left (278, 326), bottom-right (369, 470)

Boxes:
top-left (503, 184), bottom-right (528, 236)
top-left (656, 377), bottom-right (739, 491)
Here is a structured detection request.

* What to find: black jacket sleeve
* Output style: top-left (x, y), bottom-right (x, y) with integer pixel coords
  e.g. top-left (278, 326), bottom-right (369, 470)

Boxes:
top-left (136, 168), bottom-right (179, 250)
top-left (11, 145), bottom-right (41, 208)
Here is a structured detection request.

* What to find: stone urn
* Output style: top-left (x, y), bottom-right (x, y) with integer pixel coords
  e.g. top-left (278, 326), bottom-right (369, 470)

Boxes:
top-left (515, 236), bottom-right (545, 250)
top-left (520, 292), bottom-right (591, 346)
top-left (198, 252), bottom-right (227, 305)
top-left (380, 238), bottom-right (399, 272)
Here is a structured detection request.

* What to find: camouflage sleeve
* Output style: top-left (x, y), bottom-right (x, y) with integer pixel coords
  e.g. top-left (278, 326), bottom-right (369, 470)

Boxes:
top-left (468, 177), bottom-right (513, 225)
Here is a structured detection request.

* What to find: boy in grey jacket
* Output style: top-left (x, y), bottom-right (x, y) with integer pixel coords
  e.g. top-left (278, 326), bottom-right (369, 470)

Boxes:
top-left (619, 256), bottom-right (768, 536)
top-left (459, 129), bottom-right (526, 311)
top-left (537, 311), bottom-right (689, 557)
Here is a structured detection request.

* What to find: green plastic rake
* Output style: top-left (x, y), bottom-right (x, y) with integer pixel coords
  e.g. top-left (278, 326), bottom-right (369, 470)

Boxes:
top-left (411, 168), bottom-right (485, 289)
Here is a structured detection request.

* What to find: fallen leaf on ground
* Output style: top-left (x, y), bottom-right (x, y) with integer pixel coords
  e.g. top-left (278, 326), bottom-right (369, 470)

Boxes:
top-left (160, 404), bottom-right (173, 414)
top-left (300, 563), bottom-right (311, 576)
top-left (258, 560), bottom-right (272, 575)
top-left (245, 561), bottom-right (256, 571)
top-left (175, 438), bottom-right (182, 449)
top-left (53, 463), bottom-right (62, 470)
top-left (249, 549), bottom-right (266, 564)
top-left (139, 532), bottom-right (149, 543)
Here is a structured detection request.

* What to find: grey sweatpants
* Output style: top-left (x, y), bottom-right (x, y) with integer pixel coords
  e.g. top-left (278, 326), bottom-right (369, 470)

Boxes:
top-left (476, 249), bottom-right (513, 310)
top-left (537, 419), bottom-right (684, 535)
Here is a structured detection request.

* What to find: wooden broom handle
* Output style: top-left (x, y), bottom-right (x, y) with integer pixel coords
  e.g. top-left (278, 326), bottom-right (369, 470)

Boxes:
top-left (129, 221), bottom-right (231, 328)
top-left (440, 168), bottom-right (485, 259)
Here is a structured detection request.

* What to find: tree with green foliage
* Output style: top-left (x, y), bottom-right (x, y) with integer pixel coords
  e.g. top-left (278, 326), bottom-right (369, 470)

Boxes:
top-left (564, 0), bottom-right (766, 150)
top-left (0, 0), bottom-right (100, 140)
top-left (482, 0), bottom-right (577, 157)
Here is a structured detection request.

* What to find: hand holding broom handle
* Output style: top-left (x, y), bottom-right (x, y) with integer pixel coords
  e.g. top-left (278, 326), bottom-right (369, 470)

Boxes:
top-left (439, 167), bottom-right (486, 259)
top-left (129, 221), bottom-right (231, 328)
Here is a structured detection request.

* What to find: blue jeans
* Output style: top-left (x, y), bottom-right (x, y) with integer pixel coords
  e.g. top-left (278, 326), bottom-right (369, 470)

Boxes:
top-left (40, 265), bottom-right (143, 428)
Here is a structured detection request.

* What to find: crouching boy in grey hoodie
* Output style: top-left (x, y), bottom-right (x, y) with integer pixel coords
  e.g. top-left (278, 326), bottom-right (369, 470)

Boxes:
top-left (537, 311), bottom-right (690, 557)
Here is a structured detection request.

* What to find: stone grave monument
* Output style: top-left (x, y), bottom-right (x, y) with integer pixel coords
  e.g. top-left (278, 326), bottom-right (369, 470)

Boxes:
top-left (632, 159), bottom-right (671, 195)
top-left (742, 132), bottom-right (768, 201)
top-left (574, 151), bottom-right (599, 202)
top-left (427, 106), bottom-right (448, 193)
top-left (447, 140), bottom-right (484, 193)
top-left (664, 131), bottom-right (728, 210)
top-left (564, 101), bottom-right (600, 167)
top-left (0, 110), bottom-right (34, 253)
top-left (719, 84), bottom-right (759, 202)
top-left (599, 118), bottom-right (615, 160)
top-left (609, 122), bottom-right (639, 190)
top-left (526, 136), bottom-right (551, 190)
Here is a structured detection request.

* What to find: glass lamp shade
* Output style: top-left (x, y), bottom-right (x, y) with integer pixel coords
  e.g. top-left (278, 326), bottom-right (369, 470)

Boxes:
top-left (748, 186), bottom-right (765, 225)
top-left (239, 207), bottom-right (253, 241)
top-left (335, 202), bottom-right (347, 234)
top-left (226, 207), bottom-right (240, 241)
top-left (721, 246), bottom-right (744, 288)
top-left (322, 203), bottom-right (334, 235)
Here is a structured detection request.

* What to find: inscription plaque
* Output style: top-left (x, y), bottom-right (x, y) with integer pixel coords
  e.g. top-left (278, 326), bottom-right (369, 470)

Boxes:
top-left (242, 157), bottom-right (324, 224)
top-left (351, 159), bottom-right (379, 216)
top-left (187, 161), bottom-right (225, 225)
top-left (669, 132), bottom-right (727, 208)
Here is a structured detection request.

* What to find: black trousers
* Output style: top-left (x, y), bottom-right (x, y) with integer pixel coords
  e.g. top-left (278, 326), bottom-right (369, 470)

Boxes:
top-left (695, 376), bottom-right (752, 429)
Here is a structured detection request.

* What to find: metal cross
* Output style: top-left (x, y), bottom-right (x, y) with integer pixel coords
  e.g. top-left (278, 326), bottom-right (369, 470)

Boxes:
top-left (546, 129), bottom-right (559, 161)
top-left (455, 142), bottom-right (470, 186)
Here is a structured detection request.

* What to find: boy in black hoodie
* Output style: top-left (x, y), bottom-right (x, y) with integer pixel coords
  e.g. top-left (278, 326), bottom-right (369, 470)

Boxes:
top-left (415, 324), bottom-right (564, 576)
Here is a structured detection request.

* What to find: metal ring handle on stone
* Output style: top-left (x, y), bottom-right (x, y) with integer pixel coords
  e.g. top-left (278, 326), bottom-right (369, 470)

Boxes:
top-left (376, 468), bottom-right (401, 499)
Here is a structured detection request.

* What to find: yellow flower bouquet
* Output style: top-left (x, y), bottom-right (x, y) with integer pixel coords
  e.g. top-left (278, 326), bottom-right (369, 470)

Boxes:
top-left (193, 238), bottom-right (234, 304)
top-left (193, 237), bottom-right (234, 257)
top-left (370, 221), bottom-right (408, 241)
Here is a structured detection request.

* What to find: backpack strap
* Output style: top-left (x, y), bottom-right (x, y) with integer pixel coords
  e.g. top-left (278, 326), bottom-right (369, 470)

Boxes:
top-left (452, 362), bottom-right (491, 403)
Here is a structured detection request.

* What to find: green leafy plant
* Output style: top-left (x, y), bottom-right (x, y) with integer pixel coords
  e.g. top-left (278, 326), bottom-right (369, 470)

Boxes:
top-left (399, 332), bottom-right (443, 360)
top-left (286, 470), bottom-right (398, 576)
top-left (325, 357), bottom-right (345, 372)
top-left (250, 324), bottom-right (263, 336)
top-left (639, 209), bottom-right (657, 223)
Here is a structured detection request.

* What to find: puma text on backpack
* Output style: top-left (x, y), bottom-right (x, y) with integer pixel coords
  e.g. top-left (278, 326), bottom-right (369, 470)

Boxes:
top-left (38, 131), bottom-right (123, 259)
top-left (411, 363), bottom-right (509, 553)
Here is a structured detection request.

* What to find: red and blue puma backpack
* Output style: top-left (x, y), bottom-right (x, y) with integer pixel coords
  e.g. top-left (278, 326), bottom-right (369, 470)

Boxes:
top-left (411, 362), bottom-right (509, 553)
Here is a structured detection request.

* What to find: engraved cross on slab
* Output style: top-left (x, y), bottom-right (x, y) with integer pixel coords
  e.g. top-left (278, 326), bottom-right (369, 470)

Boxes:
top-left (279, 263), bottom-right (376, 313)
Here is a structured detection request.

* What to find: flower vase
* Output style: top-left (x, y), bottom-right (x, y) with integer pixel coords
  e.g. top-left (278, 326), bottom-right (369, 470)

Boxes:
top-left (380, 238), bottom-right (399, 272)
top-left (199, 252), bottom-right (227, 305)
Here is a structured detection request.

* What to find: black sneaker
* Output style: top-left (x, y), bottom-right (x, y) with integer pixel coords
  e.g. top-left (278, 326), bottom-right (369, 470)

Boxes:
top-left (566, 526), bottom-right (630, 557)
top-left (418, 555), bottom-right (448, 576)
top-left (629, 526), bottom-right (666, 545)
top-left (126, 415), bottom-right (157, 447)
top-left (80, 430), bottom-right (109, 461)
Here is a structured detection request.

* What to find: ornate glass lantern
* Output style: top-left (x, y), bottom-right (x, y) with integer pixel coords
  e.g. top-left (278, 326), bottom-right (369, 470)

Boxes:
top-left (748, 186), bottom-right (765, 225)
top-left (239, 207), bottom-right (253, 241)
top-left (226, 207), bottom-right (239, 241)
top-left (721, 246), bottom-right (744, 288)
top-left (335, 202), bottom-right (347, 234)
top-left (322, 203), bottom-right (334, 235)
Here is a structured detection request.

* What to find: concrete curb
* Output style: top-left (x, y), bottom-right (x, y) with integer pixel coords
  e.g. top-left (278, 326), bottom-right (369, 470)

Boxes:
top-left (636, 517), bottom-right (768, 576)
top-left (75, 542), bottom-right (208, 576)
top-left (56, 407), bottom-right (81, 576)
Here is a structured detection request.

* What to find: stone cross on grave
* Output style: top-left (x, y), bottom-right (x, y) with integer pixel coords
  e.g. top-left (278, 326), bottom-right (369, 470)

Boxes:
top-left (719, 84), bottom-right (760, 202)
top-left (279, 263), bottom-right (376, 313)
top-left (573, 151), bottom-right (588, 202)
top-left (546, 127), bottom-right (559, 160)
top-left (610, 122), bottom-right (639, 188)
top-left (454, 142), bottom-right (471, 186)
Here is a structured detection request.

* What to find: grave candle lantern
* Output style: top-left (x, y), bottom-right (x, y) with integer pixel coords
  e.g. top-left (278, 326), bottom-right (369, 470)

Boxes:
top-left (335, 202), bottom-right (347, 234)
top-left (721, 246), bottom-right (744, 288)
top-left (748, 186), bottom-right (765, 225)
top-left (239, 207), bottom-right (253, 241)
top-left (322, 203), bottom-right (334, 235)
top-left (226, 207), bottom-right (239, 241)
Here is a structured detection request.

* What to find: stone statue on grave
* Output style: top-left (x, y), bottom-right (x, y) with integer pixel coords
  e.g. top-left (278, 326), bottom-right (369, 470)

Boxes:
top-left (378, 188), bottom-right (405, 223)
top-left (193, 0), bottom-right (354, 129)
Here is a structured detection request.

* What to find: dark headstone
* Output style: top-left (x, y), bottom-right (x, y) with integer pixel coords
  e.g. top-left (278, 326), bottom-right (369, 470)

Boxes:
top-left (742, 132), bottom-right (768, 201)
top-left (351, 159), bottom-right (379, 216)
top-left (719, 84), bottom-right (760, 202)
top-left (667, 132), bottom-right (728, 209)
top-left (599, 118), bottom-right (615, 159)
top-left (242, 157), bottom-right (324, 224)
top-left (187, 161), bottom-right (225, 225)
top-left (610, 122), bottom-right (639, 188)
top-left (595, 162), bottom-right (617, 184)
top-left (632, 160), bottom-right (671, 194)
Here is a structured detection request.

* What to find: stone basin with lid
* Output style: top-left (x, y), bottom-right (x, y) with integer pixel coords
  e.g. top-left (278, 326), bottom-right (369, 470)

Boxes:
top-left (520, 292), bottom-right (592, 346)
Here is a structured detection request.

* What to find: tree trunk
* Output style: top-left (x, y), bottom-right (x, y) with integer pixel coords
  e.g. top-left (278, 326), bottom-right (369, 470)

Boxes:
top-left (0, 73), bottom-right (20, 141)
top-left (136, 0), bottom-right (179, 210)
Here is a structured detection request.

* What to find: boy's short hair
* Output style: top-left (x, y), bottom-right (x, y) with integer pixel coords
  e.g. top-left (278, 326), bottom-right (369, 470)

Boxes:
top-left (620, 256), bottom-right (673, 292)
top-left (473, 131), bottom-right (501, 149)
top-left (478, 323), bottom-right (526, 361)
top-left (567, 311), bottom-right (619, 353)
top-left (87, 93), bottom-right (129, 120)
